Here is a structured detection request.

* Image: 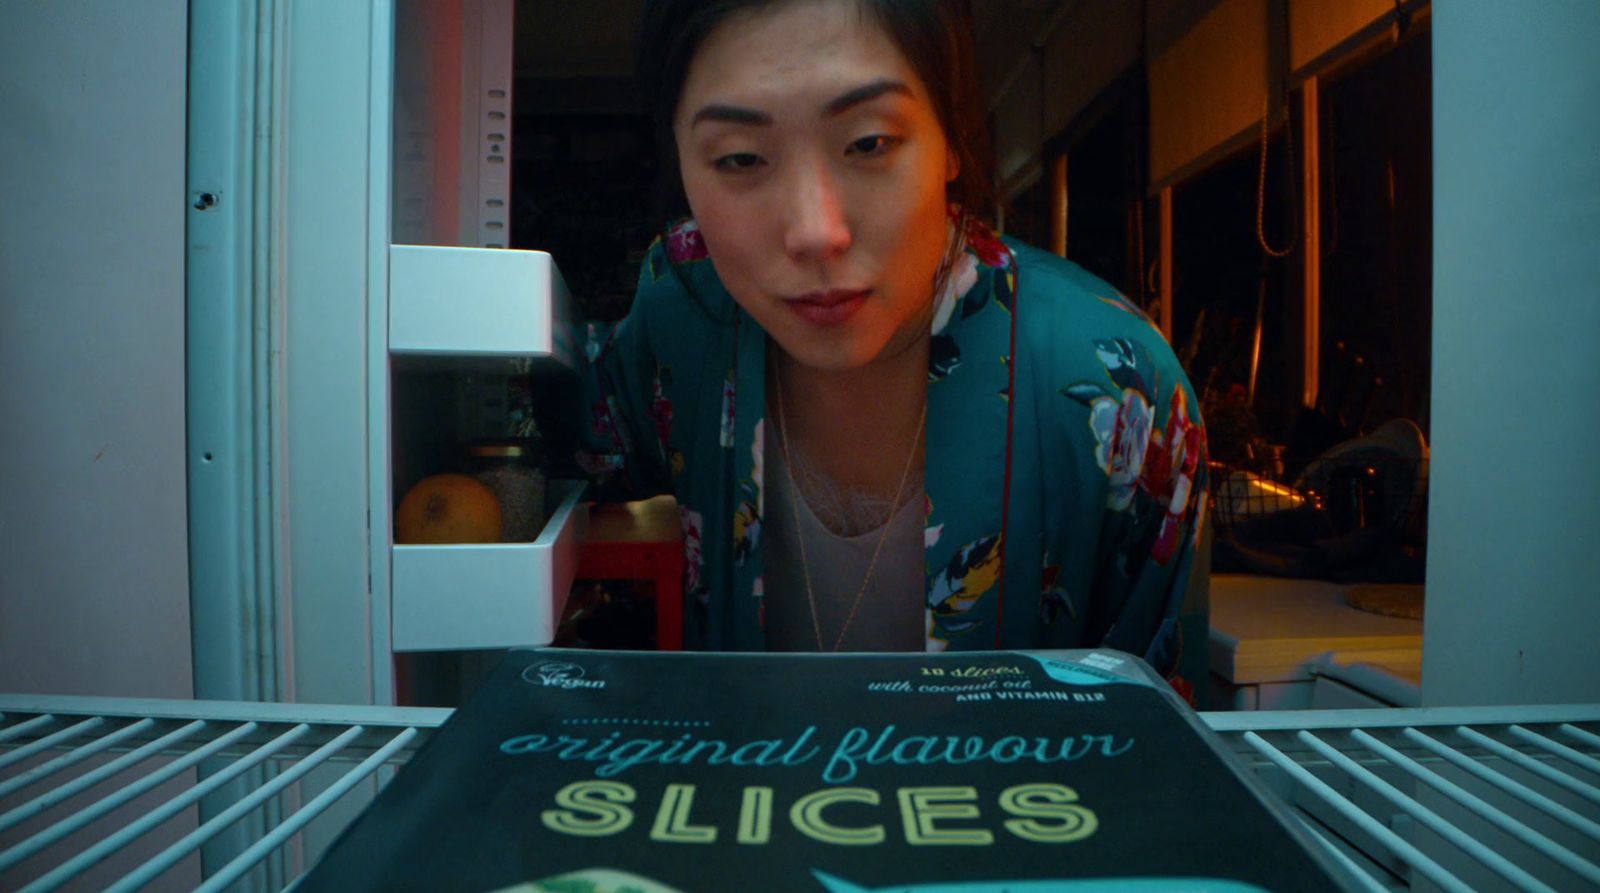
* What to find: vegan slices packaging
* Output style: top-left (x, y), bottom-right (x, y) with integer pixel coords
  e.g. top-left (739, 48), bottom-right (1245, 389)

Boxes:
top-left (299, 649), bottom-right (1361, 892)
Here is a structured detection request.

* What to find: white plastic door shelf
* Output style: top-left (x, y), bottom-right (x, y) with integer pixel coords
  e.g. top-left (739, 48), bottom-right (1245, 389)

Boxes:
top-left (2, 697), bottom-right (1597, 891)
top-left (391, 479), bottom-right (588, 651)
top-left (389, 244), bottom-right (574, 363)
top-left (386, 242), bottom-right (585, 652)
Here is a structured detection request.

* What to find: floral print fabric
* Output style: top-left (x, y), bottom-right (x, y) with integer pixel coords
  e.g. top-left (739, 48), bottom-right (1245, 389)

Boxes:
top-left (580, 215), bottom-right (1208, 684)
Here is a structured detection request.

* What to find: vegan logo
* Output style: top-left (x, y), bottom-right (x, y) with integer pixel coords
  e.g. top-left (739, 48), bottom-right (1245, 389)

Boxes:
top-left (522, 662), bottom-right (606, 690)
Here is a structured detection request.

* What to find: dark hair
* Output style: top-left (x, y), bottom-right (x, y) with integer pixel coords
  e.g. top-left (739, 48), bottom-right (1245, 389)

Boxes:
top-left (636, 0), bottom-right (993, 224)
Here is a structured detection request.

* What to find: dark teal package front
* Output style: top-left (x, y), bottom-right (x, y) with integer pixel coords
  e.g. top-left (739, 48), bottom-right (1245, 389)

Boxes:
top-left (299, 649), bottom-right (1359, 892)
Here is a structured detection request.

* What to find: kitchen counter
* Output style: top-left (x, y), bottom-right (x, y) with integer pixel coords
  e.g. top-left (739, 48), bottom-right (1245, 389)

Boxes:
top-left (1207, 573), bottom-right (1423, 710)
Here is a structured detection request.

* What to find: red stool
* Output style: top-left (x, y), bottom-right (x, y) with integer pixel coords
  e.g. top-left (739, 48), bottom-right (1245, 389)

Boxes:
top-left (576, 495), bottom-right (685, 651)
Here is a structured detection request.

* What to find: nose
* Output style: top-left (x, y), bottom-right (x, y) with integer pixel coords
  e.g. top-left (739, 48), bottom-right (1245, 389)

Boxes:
top-left (782, 158), bottom-right (852, 261)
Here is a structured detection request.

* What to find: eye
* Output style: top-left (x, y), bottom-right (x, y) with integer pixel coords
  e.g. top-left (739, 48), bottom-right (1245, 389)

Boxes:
top-left (845, 134), bottom-right (900, 157)
top-left (713, 152), bottom-right (766, 172)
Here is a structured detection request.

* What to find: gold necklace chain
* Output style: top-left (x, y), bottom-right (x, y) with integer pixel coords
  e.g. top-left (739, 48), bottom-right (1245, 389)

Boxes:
top-left (771, 360), bottom-right (926, 652)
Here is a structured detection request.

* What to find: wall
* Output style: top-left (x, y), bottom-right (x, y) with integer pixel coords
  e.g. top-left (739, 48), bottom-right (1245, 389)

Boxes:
top-left (991, 51), bottom-right (1046, 189)
top-left (979, 0), bottom-right (1059, 190)
top-left (0, 1), bottom-right (194, 700)
top-left (1040, 1), bottom-right (1142, 139)
top-left (1423, 1), bottom-right (1600, 706)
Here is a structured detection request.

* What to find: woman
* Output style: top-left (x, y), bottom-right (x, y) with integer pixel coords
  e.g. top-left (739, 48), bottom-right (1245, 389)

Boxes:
top-left (582, 0), bottom-right (1208, 684)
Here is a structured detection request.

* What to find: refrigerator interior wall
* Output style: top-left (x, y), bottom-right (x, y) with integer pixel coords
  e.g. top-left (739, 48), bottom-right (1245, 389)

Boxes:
top-left (393, 0), bottom-right (513, 249)
top-left (390, 0), bottom-right (524, 491)
top-left (0, 0), bottom-right (194, 704)
top-left (0, 6), bottom-right (201, 888)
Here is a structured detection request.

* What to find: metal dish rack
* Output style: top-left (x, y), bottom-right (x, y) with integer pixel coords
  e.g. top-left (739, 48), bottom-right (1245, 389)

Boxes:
top-left (1, 695), bottom-right (1596, 891)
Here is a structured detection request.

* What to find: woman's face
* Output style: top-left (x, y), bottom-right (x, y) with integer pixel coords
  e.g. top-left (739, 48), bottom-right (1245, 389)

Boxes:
top-left (673, 0), bottom-right (956, 373)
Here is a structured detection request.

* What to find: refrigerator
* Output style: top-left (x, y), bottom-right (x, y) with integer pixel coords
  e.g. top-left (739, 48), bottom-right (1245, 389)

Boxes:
top-left (5, 0), bottom-right (1600, 888)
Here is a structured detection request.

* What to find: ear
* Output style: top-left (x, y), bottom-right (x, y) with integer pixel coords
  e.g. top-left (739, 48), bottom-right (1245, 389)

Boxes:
top-left (945, 146), bottom-right (960, 183)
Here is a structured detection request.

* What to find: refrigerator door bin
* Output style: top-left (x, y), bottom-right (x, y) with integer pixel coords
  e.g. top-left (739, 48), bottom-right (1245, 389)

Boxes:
top-left (388, 244), bottom-right (574, 367)
top-left (391, 479), bottom-right (587, 651)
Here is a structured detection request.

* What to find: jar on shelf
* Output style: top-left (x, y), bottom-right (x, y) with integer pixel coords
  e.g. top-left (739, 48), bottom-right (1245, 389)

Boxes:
top-left (467, 440), bottom-right (546, 542)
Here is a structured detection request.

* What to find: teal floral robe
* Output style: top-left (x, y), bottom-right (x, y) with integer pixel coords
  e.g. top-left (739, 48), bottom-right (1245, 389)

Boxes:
top-left (580, 215), bottom-right (1208, 684)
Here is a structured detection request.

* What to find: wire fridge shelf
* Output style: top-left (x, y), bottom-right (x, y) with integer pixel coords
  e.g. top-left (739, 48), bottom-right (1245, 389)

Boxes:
top-left (1, 695), bottom-right (1596, 892)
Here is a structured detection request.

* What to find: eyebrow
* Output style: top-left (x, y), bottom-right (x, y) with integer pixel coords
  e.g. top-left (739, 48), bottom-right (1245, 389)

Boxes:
top-left (690, 104), bottom-right (773, 127)
top-left (689, 79), bottom-right (914, 128)
top-left (824, 79), bottom-right (913, 116)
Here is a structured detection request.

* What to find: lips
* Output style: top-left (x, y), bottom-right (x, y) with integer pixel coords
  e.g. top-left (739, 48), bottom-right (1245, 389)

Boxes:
top-left (784, 289), bottom-right (870, 326)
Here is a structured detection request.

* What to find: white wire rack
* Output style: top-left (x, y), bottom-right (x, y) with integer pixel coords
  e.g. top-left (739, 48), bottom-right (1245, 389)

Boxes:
top-left (1, 695), bottom-right (1596, 892)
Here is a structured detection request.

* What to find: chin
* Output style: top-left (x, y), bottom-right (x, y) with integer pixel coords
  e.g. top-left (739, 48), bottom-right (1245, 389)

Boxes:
top-left (778, 334), bottom-right (884, 374)
top-left (788, 347), bottom-right (871, 374)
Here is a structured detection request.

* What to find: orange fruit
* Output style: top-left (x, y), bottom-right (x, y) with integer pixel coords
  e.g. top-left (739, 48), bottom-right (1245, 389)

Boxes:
top-left (395, 473), bottom-right (503, 544)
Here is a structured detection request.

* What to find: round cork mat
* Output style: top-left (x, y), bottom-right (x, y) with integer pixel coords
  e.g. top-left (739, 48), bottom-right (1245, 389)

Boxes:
top-left (1343, 583), bottom-right (1426, 620)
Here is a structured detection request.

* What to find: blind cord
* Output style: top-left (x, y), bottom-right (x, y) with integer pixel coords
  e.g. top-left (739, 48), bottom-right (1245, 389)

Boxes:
top-left (1256, 96), bottom-right (1297, 258)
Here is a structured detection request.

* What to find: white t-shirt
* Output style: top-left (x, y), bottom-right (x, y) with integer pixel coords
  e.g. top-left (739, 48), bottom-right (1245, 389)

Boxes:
top-left (762, 436), bottom-right (925, 652)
